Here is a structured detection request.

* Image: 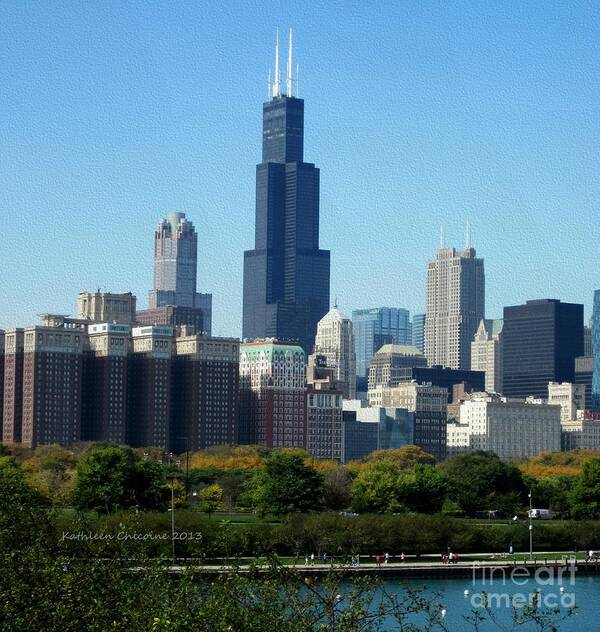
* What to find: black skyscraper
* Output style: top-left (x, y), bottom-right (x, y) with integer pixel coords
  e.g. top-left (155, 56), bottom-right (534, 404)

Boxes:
top-left (502, 299), bottom-right (584, 399)
top-left (243, 34), bottom-right (330, 354)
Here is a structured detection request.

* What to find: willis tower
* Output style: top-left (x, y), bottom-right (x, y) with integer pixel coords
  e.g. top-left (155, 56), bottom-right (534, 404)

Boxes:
top-left (243, 31), bottom-right (330, 354)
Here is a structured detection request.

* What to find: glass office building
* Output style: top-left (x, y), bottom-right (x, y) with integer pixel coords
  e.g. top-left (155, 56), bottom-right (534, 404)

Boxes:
top-left (352, 307), bottom-right (412, 379)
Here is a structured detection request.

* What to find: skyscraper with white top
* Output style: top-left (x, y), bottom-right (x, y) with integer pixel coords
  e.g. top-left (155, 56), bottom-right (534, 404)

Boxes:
top-left (424, 230), bottom-right (485, 370)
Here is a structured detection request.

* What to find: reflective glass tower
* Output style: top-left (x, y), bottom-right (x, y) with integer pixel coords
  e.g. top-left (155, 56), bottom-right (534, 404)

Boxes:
top-left (592, 290), bottom-right (600, 411)
top-left (243, 32), bottom-right (330, 354)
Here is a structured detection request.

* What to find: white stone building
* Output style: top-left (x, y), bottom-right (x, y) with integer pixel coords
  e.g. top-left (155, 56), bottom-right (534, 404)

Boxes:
top-left (447, 395), bottom-right (561, 459)
top-left (312, 306), bottom-right (356, 399)
top-left (471, 319), bottom-right (503, 393)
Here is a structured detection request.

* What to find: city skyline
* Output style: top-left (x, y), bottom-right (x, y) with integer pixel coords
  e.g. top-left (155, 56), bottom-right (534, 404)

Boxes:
top-left (1, 2), bottom-right (599, 335)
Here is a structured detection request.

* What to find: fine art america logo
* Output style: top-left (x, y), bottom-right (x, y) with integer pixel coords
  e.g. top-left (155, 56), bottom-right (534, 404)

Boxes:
top-left (470, 561), bottom-right (577, 610)
top-left (61, 530), bottom-right (203, 542)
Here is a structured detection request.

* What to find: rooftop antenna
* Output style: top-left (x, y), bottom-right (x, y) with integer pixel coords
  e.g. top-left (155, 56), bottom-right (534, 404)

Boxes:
top-left (440, 224), bottom-right (445, 249)
top-left (286, 29), bottom-right (293, 96)
top-left (273, 29), bottom-right (281, 98)
top-left (334, 296), bottom-right (338, 309)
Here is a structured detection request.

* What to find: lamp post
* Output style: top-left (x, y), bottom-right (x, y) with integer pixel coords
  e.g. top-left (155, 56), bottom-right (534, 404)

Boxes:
top-left (166, 473), bottom-right (178, 566)
top-left (528, 489), bottom-right (533, 560)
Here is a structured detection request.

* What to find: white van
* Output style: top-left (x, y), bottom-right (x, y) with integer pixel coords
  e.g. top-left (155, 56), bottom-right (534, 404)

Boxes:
top-left (528, 508), bottom-right (555, 520)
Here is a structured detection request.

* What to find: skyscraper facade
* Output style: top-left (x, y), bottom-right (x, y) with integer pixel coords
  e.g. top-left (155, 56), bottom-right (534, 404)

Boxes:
top-left (592, 290), bottom-right (600, 411)
top-left (425, 243), bottom-right (485, 370)
top-left (502, 299), bottom-right (584, 399)
top-left (312, 306), bottom-right (356, 399)
top-left (471, 318), bottom-right (503, 393)
top-left (238, 340), bottom-right (307, 448)
top-left (411, 313), bottom-right (426, 352)
top-left (242, 35), bottom-right (330, 355)
top-left (352, 308), bottom-right (412, 379)
top-left (139, 212), bottom-right (212, 335)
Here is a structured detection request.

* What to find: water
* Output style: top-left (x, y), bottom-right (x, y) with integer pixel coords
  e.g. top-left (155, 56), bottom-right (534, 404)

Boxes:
top-left (370, 574), bottom-right (599, 631)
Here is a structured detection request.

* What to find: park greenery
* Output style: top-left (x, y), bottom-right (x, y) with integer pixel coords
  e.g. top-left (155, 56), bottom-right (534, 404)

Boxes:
top-left (0, 451), bottom-right (581, 631)
top-left (2, 441), bottom-right (600, 522)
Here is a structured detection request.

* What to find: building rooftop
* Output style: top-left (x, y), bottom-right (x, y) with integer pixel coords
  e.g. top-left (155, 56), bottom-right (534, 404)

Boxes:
top-left (374, 344), bottom-right (424, 357)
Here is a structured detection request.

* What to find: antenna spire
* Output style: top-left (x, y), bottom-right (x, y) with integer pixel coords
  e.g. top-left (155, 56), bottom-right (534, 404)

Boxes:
top-left (286, 29), bottom-right (293, 96)
top-left (273, 29), bottom-right (281, 98)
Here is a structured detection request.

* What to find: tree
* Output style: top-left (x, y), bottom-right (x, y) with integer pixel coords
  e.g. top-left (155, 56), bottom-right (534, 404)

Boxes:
top-left (198, 484), bottom-right (223, 519)
top-left (365, 445), bottom-right (436, 469)
top-left (442, 451), bottom-right (526, 516)
top-left (351, 460), bottom-right (402, 513)
top-left (401, 464), bottom-right (448, 513)
top-left (351, 461), bottom-right (448, 514)
top-left (22, 444), bottom-right (76, 505)
top-left (73, 446), bottom-right (169, 513)
top-left (323, 467), bottom-right (352, 510)
top-left (569, 457), bottom-right (600, 519)
top-left (249, 451), bottom-right (324, 516)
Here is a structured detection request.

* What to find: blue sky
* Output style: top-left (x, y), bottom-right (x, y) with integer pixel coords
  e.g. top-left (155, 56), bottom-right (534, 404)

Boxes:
top-left (0, 1), bottom-right (598, 335)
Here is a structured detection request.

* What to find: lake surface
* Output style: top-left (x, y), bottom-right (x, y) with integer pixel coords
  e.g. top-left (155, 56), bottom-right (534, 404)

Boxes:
top-left (365, 574), bottom-right (599, 630)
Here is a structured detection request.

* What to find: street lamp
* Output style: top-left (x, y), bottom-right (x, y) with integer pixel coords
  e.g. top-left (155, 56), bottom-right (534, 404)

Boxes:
top-left (166, 473), bottom-right (179, 565)
top-left (528, 489), bottom-right (533, 560)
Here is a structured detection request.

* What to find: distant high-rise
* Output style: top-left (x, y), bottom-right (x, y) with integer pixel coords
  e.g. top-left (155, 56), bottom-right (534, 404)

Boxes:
top-left (424, 234), bottom-right (485, 370)
top-left (312, 306), bottom-right (356, 399)
top-left (471, 318), bottom-right (503, 393)
top-left (412, 314), bottom-right (426, 352)
top-left (352, 308), bottom-right (412, 379)
top-left (139, 212), bottom-right (212, 335)
top-left (502, 299), bottom-right (584, 399)
top-left (243, 32), bottom-right (330, 354)
top-left (592, 290), bottom-right (600, 411)
top-left (367, 344), bottom-right (427, 391)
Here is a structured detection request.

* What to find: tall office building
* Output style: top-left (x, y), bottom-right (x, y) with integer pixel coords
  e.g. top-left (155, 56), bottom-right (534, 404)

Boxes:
top-left (412, 314), bottom-right (426, 353)
top-left (82, 323), bottom-right (131, 444)
top-left (367, 344), bottom-right (427, 391)
top-left (471, 318), bottom-right (503, 393)
top-left (238, 340), bottom-right (307, 448)
top-left (424, 236), bottom-right (485, 370)
top-left (138, 212), bottom-right (212, 335)
top-left (574, 356), bottom-right (593, 411)
top-left (2, 329), bottom-right (24, 443)
top-left (502, 299), bottom-right (584, 399)
top-left (127, 326), bottom-right (174, 449)
top-left (20, 322), bottom-right (86, 448)
top-left (172, 333), bottom-right (240, 453)
top-left (583, 324), bottom-right (593, 358)
top-left (592, 290), bottom-right (600, 411)
top-left (242, 33), bottom-right (330, 354)
top-left (312, 306), bottom-right (356, 399)
top-left (352, 307), bottom-right (412, 379)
